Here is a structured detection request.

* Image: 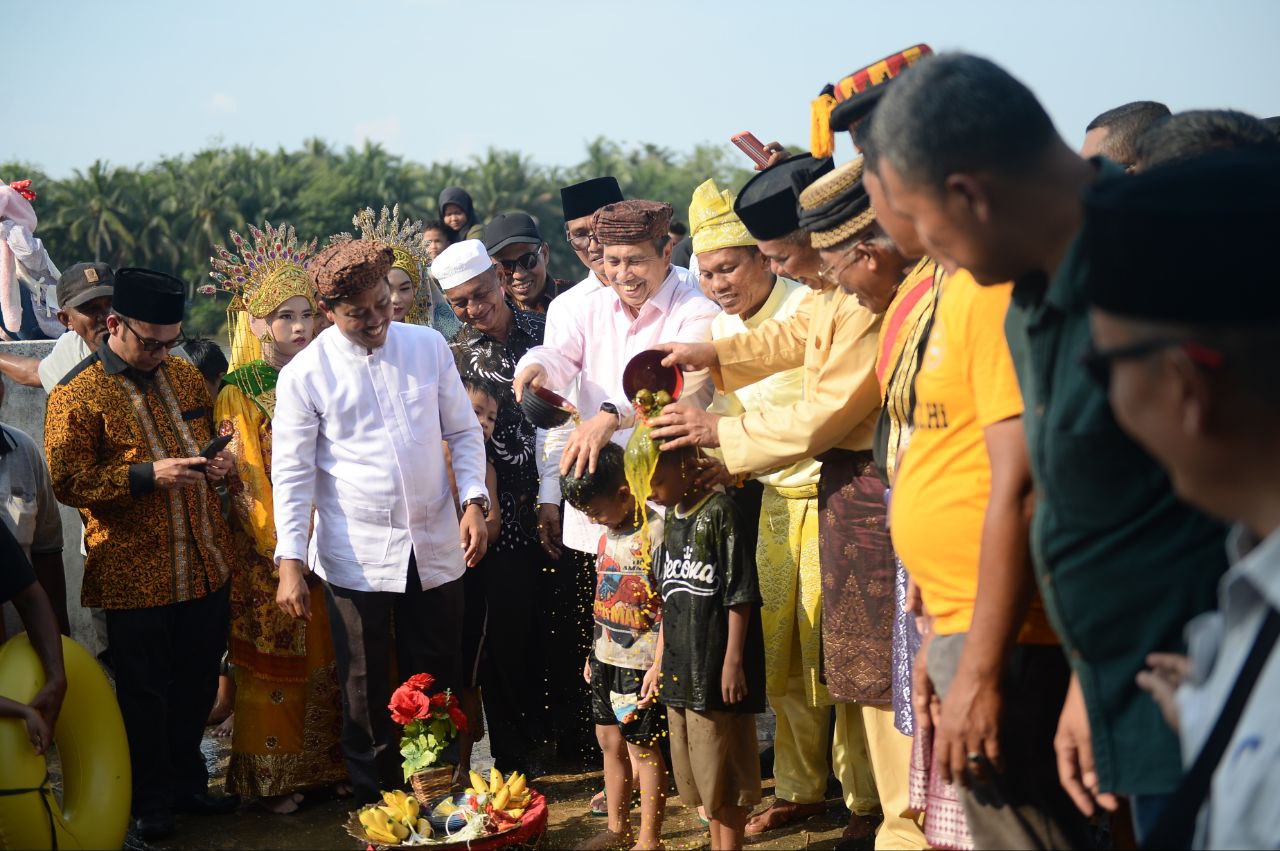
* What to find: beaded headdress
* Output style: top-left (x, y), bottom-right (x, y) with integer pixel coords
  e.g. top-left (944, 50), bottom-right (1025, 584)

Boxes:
top-left (332, 204), bottom-right (430, 323)
top-left (205, 221), bottom-right (317, 372)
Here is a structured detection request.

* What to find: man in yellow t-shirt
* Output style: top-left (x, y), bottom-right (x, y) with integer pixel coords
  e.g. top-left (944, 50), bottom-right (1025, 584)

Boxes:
top-left (890, 271), bottom-right (1092, 849)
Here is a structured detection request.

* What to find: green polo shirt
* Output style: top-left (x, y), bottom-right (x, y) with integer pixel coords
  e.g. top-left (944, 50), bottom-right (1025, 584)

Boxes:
top-left (1003, 161), bottom-right (1226, 795)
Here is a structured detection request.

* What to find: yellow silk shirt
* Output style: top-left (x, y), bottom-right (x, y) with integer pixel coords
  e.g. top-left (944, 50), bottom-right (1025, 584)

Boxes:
top-left (713, 282), bottom-right (883, 476)
top-left (709, 277), bottom-right (822, 490)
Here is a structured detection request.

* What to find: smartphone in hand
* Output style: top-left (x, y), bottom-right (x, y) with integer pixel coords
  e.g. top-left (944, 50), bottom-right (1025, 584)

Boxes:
top-left (192, 433), bottom-right (232, 472)
top-left (731, 132), bottom-right (772, 168)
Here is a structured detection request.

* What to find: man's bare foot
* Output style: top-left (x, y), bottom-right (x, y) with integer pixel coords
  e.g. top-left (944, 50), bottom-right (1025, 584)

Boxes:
top-left (259, 794), bottom-right (300, 814)
top-left (578, 828), bottom-right (632, 850)
top-left (745, 799), bottom-right (827, 835)
top-left (210, 713), bottom-right (234, 738)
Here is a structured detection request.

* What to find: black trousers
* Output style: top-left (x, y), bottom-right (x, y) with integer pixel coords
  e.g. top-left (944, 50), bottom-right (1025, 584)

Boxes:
top-left (474, 543), bottom-right (551, 771)
top-left (106, 582), bottom-right (230, 817)
top-left (539, 545), bottom-right (596, 761)
top-left (325, 557), bottom-right (465, 805)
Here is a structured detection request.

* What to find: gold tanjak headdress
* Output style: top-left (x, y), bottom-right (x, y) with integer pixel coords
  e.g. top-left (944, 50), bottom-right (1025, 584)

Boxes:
top-left (206, 221), bottom-right (317, 371)
top-left (689, 178), bottom-right (756, 256)
top-left (332, 204), bottom-right (429, 323)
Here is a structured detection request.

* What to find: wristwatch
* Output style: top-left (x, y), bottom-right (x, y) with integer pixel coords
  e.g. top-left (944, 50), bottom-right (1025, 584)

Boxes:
top-left (461, 496), bottom-right (490, 516)
top-left (599, 402), bottom-right (621, 424)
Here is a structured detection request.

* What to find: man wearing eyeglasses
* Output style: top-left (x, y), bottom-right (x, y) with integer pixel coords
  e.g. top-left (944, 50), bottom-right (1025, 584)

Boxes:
top-left (484, 212), bottom-right (571, 315)
top-left (44, 267), bottom-right (242, 841)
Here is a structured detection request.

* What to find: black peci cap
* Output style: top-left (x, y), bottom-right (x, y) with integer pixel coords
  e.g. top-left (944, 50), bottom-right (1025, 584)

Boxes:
top-left (733, 155), bottom-right (835, 241)
top-left (1084, 146), bottom-right (1280, 323)
top-left (111, 267), bottom-right (186, 324)
top-left (560, 176), bottom-right (624, 223)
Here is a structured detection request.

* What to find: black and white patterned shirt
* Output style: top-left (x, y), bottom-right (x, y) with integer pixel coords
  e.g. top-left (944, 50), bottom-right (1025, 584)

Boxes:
top-left (451, 302), bottom-right (545, 553)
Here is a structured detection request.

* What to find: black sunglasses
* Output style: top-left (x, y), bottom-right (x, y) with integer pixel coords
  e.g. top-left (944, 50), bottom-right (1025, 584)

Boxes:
top-left (119, 315), bottom-right (187, 353)
top-left (1081, 338), bottom-right (1223, 388)
top-left (494, 251), bottom-right (541, 274)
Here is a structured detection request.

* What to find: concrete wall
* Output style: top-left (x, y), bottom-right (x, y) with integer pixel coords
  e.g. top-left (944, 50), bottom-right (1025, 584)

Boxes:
top-left (0, 339), bottom-right (103, 656)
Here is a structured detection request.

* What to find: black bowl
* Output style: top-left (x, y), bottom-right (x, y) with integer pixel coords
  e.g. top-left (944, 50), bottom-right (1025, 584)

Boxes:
top-left (520, 385), bottom-right (577, 429)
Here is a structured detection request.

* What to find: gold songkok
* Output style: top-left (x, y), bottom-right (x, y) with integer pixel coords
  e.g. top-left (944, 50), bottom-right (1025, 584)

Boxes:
top-left (332, 204), bottom-right (429, 323)
top-left (207, 221), bottom-right (318, 369)
top-left (689, 179), bottom-right (756, 256)
top-left (797, 157), bottom-right (877, 249)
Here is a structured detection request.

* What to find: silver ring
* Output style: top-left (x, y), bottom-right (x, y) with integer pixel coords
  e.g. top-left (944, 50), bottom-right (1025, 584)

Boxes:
top-left (966, 752), bottom-right (983, 762)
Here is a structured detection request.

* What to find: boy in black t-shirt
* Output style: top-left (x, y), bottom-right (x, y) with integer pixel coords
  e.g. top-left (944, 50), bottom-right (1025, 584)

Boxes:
top-left (648, 446), bottom-right (764, 851)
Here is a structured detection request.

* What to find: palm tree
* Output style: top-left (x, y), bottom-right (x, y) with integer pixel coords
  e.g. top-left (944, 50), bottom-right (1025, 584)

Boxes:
top-left (49, 161), bottom-right (137, 264)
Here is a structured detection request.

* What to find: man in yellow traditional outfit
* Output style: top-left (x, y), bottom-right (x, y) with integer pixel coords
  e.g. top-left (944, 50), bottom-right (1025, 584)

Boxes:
top-left (653, 153), bottom-right (926, 849)
top-left (208, 222), bottom-right (347, 814)
top-left (685, 177), bottom-right (867, 839)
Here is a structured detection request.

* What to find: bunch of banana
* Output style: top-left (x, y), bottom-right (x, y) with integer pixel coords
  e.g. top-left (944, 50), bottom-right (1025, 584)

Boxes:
top-left (359, 790), bottom-right (432, 845)
top-left (466, 768), bottom-right (532, 820)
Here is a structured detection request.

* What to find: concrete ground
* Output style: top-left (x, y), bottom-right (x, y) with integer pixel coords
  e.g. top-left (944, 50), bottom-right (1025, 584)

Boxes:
top-left (134, 719), bottom-right (854, 850)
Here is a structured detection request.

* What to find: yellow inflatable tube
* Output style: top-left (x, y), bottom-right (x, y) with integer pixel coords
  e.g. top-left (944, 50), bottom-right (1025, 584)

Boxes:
top-left (0, 633), bottom-right (130, 850)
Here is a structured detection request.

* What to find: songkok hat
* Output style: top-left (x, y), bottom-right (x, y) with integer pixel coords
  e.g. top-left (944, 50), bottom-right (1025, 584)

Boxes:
top-left (734, 155), bottom-right (835, 241)
top-left (689, 179), bottom-right (756, 256)
top-left (798, 158), bottom-right (877, 249)
top-left (111, 267), bottom-right (186, 324)
top-left (591, 200), bottom-right (673, 246)
top-left (1084, 146), bottom-right (1280, 324)
top-left (310, 239), bottom-right (394, 301)
top-left (484, 212), bottom-right (543, 254)
top-left (811, 44), bottom-right (933, 157)
top-left (58, 262), bottom-right (114, 309)
top-left (432, 239), bottom-right (494, 291)
top-left (561, 176), bottom-right (624, 223)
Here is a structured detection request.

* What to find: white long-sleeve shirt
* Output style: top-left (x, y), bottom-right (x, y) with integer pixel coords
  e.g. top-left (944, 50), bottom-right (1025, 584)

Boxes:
top-left (518, 265), bottom-right (718, 552)
top-left (272, 322), bottom-right (488, 592)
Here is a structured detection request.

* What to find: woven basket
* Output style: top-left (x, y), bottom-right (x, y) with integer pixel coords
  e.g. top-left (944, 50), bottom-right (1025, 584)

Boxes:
top-left (409, 765), bottom-right (454, 807)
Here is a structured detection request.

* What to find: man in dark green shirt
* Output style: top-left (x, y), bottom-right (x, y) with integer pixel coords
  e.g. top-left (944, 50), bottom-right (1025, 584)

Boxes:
top-left (870, 53), bottom-right (1225, 842)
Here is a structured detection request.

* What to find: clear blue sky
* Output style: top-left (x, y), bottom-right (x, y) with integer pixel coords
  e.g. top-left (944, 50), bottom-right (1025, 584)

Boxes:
top-left (8, 0), bottom-right (1279, 177)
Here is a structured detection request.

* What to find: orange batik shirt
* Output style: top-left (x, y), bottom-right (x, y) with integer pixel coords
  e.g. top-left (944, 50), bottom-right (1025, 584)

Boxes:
top-left (45, 346), bottom-right (237, 610)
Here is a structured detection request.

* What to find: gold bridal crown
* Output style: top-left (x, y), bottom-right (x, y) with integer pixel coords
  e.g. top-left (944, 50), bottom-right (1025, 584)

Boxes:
top-left (206, 221), bottom-right (317, 318)
top-left (332, 204), bottom-right (429, 285)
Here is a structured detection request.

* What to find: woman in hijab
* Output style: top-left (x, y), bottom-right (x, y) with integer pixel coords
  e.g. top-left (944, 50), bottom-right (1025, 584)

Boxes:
top-left (438, 186), bottom-right (485, 240)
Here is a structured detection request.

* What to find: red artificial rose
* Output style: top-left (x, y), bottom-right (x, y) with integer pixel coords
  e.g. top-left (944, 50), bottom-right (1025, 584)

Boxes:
top-left (404, 672), bottom-right (435, 692)
top-left (388, 684), bottom-right (432, 725)
top-left (447, 703), bottom-right (468, 734)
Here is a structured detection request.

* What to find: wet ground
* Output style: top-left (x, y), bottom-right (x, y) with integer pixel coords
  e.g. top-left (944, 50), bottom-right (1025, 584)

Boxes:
top-left (132, 718), bottom-right (855, 850)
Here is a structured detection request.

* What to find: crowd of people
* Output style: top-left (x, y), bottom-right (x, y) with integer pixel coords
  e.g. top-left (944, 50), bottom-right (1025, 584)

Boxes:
top-left (1, 44), bottom-right (1278, 851)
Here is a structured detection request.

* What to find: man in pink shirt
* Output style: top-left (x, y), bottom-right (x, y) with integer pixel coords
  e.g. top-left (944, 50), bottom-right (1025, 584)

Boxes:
top-left (514, 200), bottom-right (718, 479)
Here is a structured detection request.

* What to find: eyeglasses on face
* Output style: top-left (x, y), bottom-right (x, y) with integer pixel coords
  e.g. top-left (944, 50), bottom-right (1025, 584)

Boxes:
top-left (565, 227), bottom-right (599, 251)
top-left (1080, 338), bottom-right (1224, 389)
top-left (495, 251), bottom-right (541, 274)
top-left (119, 315), bottom-right (187, 352)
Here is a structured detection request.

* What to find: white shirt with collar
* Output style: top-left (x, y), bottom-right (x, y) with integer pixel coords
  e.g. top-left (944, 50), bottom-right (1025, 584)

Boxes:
top-left (518, 264), bottom-right (718, 552)
top-left (1177, 523), bottom-right (1280, 849)
top-left (272, 322), bottom-right (488, 593)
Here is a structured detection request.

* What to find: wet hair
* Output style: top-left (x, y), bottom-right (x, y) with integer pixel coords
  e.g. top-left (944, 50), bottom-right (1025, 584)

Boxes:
top-left (870, 53), bottom-right (1060, 191)
top-left (1085, 101), bottom-right (1172, 167)
top-left (654, 444), bottom-right (698, 473)
top-left (182, 338), bottom-right (228, 383)
top-left (561, 442), bottom-right (626, 511)
top-left (1134, 110), bottom-right (1277, 171)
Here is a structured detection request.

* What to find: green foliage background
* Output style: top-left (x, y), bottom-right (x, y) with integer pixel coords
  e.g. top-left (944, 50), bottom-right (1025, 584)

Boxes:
top-left (3, 138), bottom-right (757, 338)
